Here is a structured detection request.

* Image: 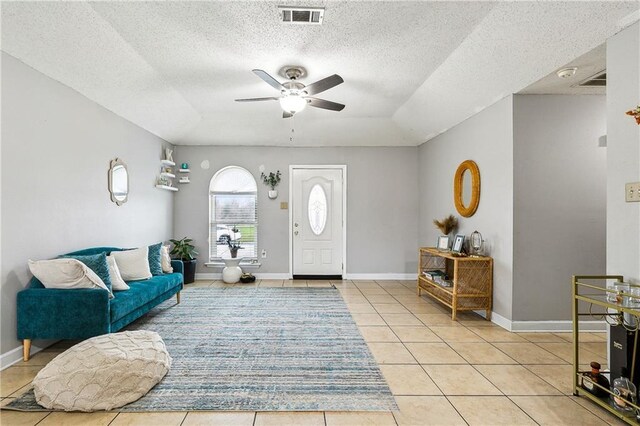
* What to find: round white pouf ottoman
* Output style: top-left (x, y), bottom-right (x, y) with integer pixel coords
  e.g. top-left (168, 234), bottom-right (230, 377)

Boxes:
top-left (33, 330), bottom-right (171, 411)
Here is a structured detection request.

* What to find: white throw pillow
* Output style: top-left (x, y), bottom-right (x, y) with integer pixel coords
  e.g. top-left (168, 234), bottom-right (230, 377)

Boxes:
top-left (110, 247), bottom-right (152, 281)
top-left (161, 245), bottom-right (173, 273)
top-left (106, 255), bottom-right (129, 291)
top-left (28, 259), bottom-right (112, 298)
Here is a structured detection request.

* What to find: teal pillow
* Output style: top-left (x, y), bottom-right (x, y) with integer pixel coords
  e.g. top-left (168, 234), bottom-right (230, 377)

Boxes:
top-left (61, 252), bottom-right (112, 291)
top-left (148, 243), bottom-right (163, 276)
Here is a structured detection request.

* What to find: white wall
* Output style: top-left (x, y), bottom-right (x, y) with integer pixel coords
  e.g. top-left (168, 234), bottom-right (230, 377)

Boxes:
top-left (417, 97), bottom-right (514, 320)
top-left (0, 53), bottom-right (174, 359)
top-left (607, 22), bottom-right (640, 284)
top-left (172, 146), bottom-right (419, 276)
top-left (512, 95), bottom-right (607, 321)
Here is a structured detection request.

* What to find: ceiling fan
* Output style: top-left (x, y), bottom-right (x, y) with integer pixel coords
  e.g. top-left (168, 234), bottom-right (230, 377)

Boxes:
top-left (235, 66), bottom-right (345, 118)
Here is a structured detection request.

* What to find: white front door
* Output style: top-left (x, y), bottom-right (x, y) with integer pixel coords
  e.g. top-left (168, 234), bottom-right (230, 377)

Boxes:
top-left (292, 168), bottom-right (344, 276)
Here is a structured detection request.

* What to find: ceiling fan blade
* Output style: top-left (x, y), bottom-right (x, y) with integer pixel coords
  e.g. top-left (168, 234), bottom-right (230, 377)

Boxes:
top-left (283, 111), bottom-right (294, 119)
top-left (306, 97), bottom-right (345, 112)
top-left (303, 74), bottom-right (344, 96)
top-left (235, 97), bottom-right (280, 102)
top-left (252, 69), bottom-right (284, 91)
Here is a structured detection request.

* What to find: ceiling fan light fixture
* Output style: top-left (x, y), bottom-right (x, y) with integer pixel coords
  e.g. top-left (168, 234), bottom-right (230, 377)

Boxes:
top-left (279, 94), bottom-right (307, 114)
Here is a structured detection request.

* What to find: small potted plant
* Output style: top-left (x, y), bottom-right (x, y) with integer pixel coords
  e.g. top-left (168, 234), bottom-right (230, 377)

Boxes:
top-left (169, 237), bottom-right (198, 284)
top-left (261, 170), bottom-right (281, 199)
top-left (227, 227), bottom-right (243, 258)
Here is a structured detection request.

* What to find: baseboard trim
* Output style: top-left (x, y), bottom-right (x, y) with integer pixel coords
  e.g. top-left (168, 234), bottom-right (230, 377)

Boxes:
top-left (1, 343), bottom-right (45, 371)
top-left (486, 311), bottom-right (605, 332)
top-left (344, 273), bottom-right (417, 280)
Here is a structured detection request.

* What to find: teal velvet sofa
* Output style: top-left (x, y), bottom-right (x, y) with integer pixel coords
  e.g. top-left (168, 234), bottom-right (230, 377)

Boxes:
top-left (17, 247), bottom-right (183, 361)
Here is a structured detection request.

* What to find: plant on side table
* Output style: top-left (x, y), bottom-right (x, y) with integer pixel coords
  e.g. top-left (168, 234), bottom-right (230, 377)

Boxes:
top-left (170, 237), bottom-right (198, 284)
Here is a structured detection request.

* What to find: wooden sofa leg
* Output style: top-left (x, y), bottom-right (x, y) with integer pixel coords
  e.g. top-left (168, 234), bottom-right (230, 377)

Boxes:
top-left (176, 291), bottom-right (181, 304)
top-left (23, 339), bottom-right (31, 362)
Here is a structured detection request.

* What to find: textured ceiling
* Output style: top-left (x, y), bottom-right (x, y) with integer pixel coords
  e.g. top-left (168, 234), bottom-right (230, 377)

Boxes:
top-left (520, 44), bottom-right (605, 95)
top-left (1, 1), bottom-right (638, 146)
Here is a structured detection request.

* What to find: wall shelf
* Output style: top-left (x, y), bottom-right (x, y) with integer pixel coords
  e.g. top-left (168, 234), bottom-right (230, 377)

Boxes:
top-left (178, 169), bottom-right (190, 173)
top-left (161, 159), bottom-right (175, 167)
top-left (156, 185), bottom-right (178, 192)
top-left (160, 172), bottom-right (176, 179)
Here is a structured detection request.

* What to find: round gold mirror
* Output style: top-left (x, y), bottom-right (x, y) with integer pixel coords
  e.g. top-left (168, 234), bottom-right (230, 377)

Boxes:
top-left (454, 160), bottom-right (480, 217)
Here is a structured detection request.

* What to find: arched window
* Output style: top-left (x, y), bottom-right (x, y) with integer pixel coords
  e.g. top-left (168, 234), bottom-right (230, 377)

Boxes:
top-left (209, 166), bottom-right (257, 260)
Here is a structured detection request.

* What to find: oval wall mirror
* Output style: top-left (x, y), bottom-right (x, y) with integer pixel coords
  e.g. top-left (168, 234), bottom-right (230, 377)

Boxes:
top-left (454, 160), bottom-right (480, 217)
top-left (108, 158), bottom-right (129, 206)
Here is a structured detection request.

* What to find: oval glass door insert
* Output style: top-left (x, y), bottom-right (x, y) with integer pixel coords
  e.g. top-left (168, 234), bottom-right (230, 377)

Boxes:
top-left (308, 184), bottom-right (327, 235)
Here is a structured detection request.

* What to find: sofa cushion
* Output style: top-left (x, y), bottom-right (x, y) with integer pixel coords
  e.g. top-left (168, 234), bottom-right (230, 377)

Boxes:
top-left (110, 247), bottom-right (152, 281)
top-left (109, 273), bottom-right (182, 323)
top-left (148, 243), bottom-right (163, 276)
top-left (61, 253), bottom-right (112, 292)
top-left (28, 259), bottom-right (111, 296)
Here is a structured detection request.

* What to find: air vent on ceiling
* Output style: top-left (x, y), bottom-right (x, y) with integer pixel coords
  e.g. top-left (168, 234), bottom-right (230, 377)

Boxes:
top-left (578, 71), bottom-right (606, 87)
top-left (279, 6), bottom-right (324, 25)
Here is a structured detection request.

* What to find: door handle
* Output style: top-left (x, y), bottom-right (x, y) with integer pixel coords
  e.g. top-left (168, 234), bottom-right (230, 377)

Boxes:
top-left (294, 231), bottom-right (299, 236)
top-left (294, 223), bottom-right (299, 227)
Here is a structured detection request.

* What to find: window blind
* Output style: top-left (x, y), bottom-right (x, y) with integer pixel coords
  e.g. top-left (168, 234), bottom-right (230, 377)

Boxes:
top-left (209, 192), bottom-right (258, 260)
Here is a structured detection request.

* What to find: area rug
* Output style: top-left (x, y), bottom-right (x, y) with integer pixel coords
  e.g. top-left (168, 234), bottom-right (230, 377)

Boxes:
top-left (6, 287), bottom-right (397, 412)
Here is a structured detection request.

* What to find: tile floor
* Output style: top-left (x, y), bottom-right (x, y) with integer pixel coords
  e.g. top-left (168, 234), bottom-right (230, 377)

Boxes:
top-left (0, 279), bottom-right (623, 425)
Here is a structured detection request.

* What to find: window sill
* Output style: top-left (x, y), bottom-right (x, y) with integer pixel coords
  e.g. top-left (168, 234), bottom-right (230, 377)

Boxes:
top-left (205, 261), bottom-right (261, 268)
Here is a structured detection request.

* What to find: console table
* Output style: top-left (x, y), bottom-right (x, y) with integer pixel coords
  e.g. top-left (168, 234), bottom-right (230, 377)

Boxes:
top-left (417, 247), bottom-right (493, 320)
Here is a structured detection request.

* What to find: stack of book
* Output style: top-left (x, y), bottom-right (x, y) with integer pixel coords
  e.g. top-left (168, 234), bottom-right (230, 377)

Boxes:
top-left (423, 270), bottom-right (452, 287)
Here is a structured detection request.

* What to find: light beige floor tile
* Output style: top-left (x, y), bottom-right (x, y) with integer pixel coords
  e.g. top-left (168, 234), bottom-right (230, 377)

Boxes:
top-left (380, 313), bottom-right (423, 326)
top-left (475, 364), bottom-right (562, 395)
top-left (354, 281), bottom-right (382, 288)
top-left (555, 332), bottom-right (607, 343)
top-left (468, 326), bottom-right (527, 342)
top-left (448, 342), bottom-right (517, 364)
top-left (494, 342), bottom-right (567, 364)
top-left (307, 281), bottom-right (332, 287)
top-left (283, 281), bottom-right (307, 287)
top-left (429, 326), bottom-right (484, 342)
top-left (571, 396), bottom-right (628, 426)
top-left (391, 326), bottom-right (442, 342)
top-left (580, 341), bottom-right (607, 358)
top-left (413, 314), bottom-right (463, 327)
top-left (360, 287), bottom-right (391, 295)
top-left (259, 280), bottom-right (283, 287)
top-left (372, 303), bottom-right (410, 314)
top-left (254, 411), bottom-right (324, 426)
top-left (380, 364), bottom-right (441, 395)
top-left (110, 412), bottom-right (187, 426)
top-left (8, 383), bottom-right (32, 398)
top-left (325, 411), bottom-right (396, 426)
top-left (0, 366), bottom-right (42, 397)
top-left (182, 411), bottom-right (256, 426)
top-left (455, 312), bottom-right (495, 327)
top-left (346, 303), bottom-right (377, 314)
top-left (38, 412), bottom-right (118, 426)
top-left (359, 326), bottom-right (400, 342)
top-left (393, 295), bottom-right (429, 305)
top-left (510, 396), bottom-right (608, 425)
top-left (340, 295), bottom-right (369, 304)
top-left (449, 396), bottom-right (536, 425)
top-left (536, 342), bottom-right (607, 365)
top-left (0, 410), bottom-right (50, 426)
top-left (19, 350), bottom-right (61, 367)
top-left (517, 332), bottom-right (569, 343)
top-left (422, 364), bottom-right (501, 395)
top-left (351, 313), bottom-right (386, 326)
top-left (524, 364), bottom-right (574, 395)
top-left (393, 395), bottom-right (466, 426)
top-left (401, 304), bottom-right (447, 315)
top-left (367, 343), bottom-right (417, 364)
top-left (365, 294), bottom-right (398, 304)
top-left (404, 343), bottom-right (466, 364)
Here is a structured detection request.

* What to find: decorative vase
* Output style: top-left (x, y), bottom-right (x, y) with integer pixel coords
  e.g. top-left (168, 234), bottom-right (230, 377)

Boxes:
top-left (268, 190), bottom-right (278, 199)
top-left (222, 258), bottom-right (243, 284)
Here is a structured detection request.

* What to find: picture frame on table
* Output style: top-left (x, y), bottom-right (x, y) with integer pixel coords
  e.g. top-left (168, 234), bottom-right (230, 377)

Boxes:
top-left (452, 234), bottom-right (465, 254)
top-left (437, 236), bottom-right (450, 251)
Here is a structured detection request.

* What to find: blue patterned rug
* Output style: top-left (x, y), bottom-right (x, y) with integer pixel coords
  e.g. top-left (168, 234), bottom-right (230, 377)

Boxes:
top-left (6, 287), bottom-right (397, 411)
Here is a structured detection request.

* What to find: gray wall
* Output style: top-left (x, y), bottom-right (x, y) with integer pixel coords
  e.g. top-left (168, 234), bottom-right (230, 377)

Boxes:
top-left (417, 97), bottom-right (514, 320)
top-left (172, 146), bottom-right (419, 275)
top-left (512, 95), bottom-right (607, 321)
top-left (607, 22), bottom-right (640, 283)
top-left (1, 53), bottom-right (174, 357)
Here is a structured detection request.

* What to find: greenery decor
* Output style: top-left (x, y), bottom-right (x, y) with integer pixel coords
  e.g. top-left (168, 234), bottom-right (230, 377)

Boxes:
top-left (433, 215), bottom-right (458, 235)
top-left (227, 226), bottom-right (243, 258)
top-left (170, 237), bottom-right (198, 261)
top-left (261, 170), bottom-right (282, 190)
top-left (626, 105), bottom-right (640, 125)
